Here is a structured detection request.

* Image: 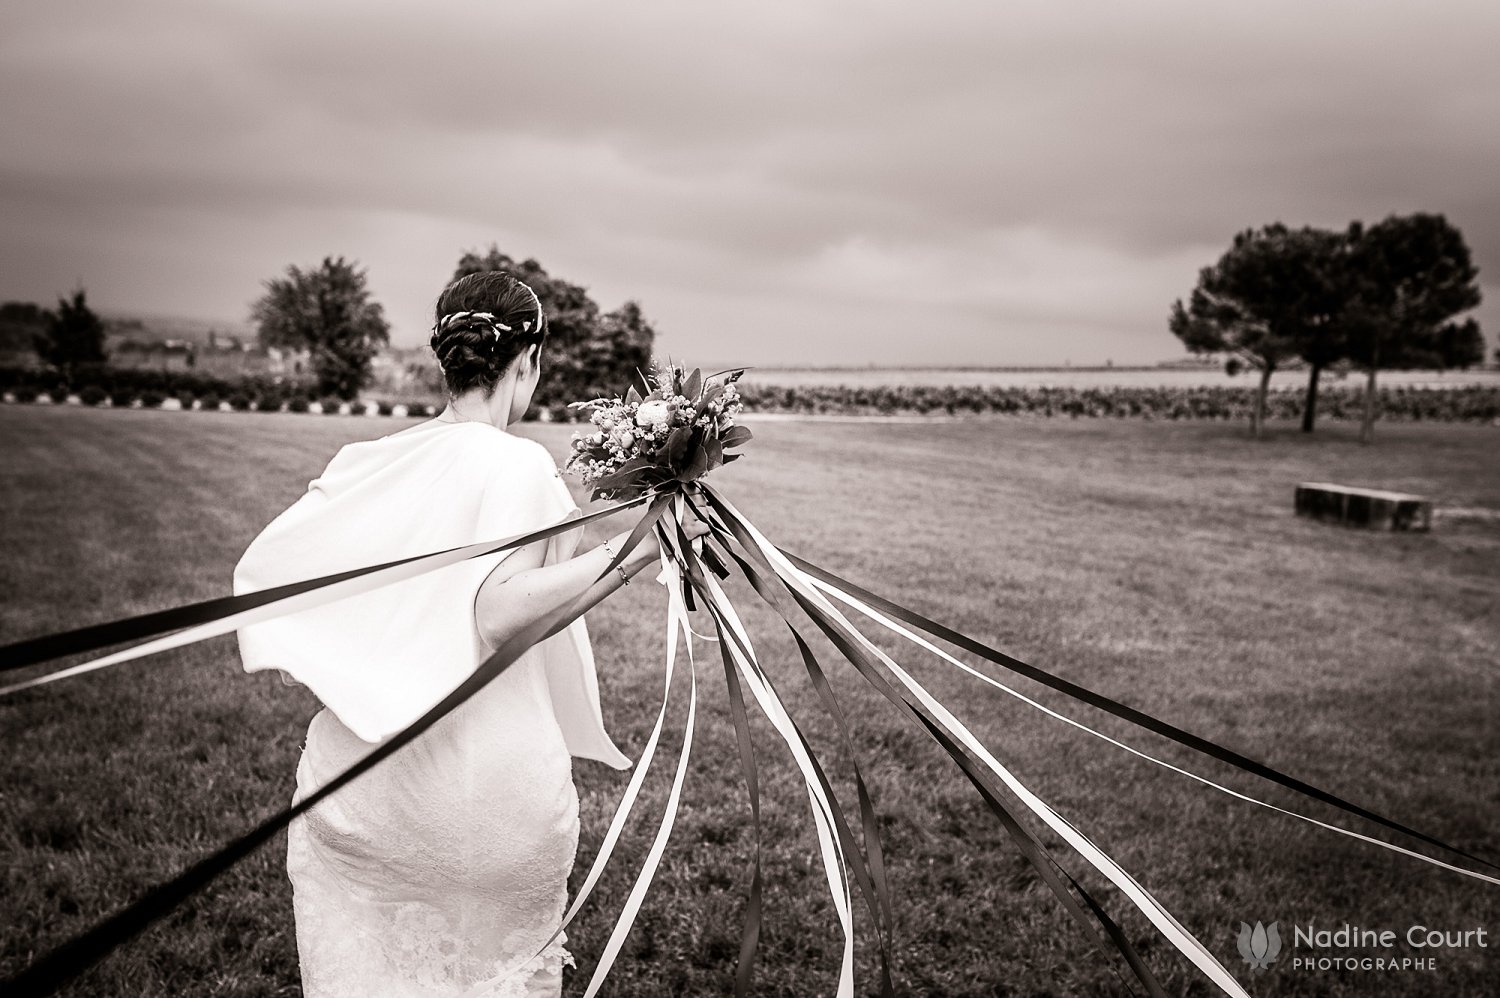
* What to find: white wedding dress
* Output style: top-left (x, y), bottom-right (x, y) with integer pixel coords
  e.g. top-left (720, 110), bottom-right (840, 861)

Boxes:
top-left (232, 419), bottom-right (632, 997)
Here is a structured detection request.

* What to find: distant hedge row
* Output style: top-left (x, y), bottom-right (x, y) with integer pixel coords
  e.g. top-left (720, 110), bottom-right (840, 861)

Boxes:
top-left (730, 383), bottom-right (1500, 423)
top-left (0, 366), bottom-right (439, 416)
top-left (3, 364), bottom-right (1497, 423)
top-left (1, 363), bottom-right (313, 402)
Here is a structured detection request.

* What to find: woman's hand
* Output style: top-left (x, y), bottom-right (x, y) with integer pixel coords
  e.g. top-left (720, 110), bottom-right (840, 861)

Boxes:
top-left (629, 499), bottom-right (712, 565)
top-left (678, 502), bottom-right (712, 542)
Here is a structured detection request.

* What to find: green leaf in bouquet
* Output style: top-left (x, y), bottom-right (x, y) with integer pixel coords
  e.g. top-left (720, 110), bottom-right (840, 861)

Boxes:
top-left (612, 455), bottom-right (656, 476)
top-left (695, 383), bottom-right (725, 418)
top-left (722, 452), bottom-right (743, 464)
top-left (626, 385), bottom-right (642, 406)
top-left (683, 368), bottom-right (702, 400)
top-left (594, 464), bottom-right (651, 493)
top-left (639, 465), bottom-right (675, 487)
top-left (721, 425), bottom-right (753, 449)
top-left (664, 425), bottom-right (695, 468)
top-left (704, 437), bottom-right (723, 469)
top-left (678, 439), bottom-right (712, 482)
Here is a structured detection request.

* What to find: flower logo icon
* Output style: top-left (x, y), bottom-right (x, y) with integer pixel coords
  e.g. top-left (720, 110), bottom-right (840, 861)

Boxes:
top-left (1237, 920), bottom-right (1281, 971)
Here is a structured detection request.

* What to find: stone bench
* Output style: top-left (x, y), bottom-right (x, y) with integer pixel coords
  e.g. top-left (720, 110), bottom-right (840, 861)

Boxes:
top-left (1294, 482), bottom-right (1431, 531)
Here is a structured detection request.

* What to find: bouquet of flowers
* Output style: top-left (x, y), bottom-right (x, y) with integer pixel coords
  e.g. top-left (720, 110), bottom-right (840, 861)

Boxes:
top-left (565, 360), bottom-right (752, 502)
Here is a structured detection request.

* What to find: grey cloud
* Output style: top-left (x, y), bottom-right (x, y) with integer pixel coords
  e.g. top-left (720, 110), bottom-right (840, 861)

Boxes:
top-left (1, 0), bottom-right (1496, 364)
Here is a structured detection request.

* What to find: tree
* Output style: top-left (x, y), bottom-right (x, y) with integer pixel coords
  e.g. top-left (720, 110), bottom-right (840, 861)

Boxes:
top-left (451, 246), bottom-right (656, 414)
top-left (1170, 224), bottom-right (1335, 438)
top-left (251, 256), bottom-right (390, 399)
top-left (33, 289), bottom-right (106, 382)
top-left (1292, 227), bottom-right (1353, 434)
top-left (1, 301), bottom-right (55, 361)
top-left (1343, 214), bottom-right (1483, 443)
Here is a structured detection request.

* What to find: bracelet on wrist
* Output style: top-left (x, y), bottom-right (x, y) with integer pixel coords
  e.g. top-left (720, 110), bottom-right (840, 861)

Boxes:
top-left (601, 539), bottom-right (632, 586)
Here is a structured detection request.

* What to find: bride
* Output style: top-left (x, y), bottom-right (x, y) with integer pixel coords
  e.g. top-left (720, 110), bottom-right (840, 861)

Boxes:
top-left (231, 270), bottom-right (710, 997)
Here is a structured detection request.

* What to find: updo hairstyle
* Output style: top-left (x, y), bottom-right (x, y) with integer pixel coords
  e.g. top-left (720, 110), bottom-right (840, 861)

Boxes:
top-left (429, 271), bottom-right (549, 397)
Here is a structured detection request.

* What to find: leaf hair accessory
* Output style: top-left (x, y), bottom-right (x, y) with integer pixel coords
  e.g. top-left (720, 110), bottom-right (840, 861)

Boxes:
top-left (515, 279), bottom-right (545, 335)
top-left (433, 311), bottom-right (511, 343)
top-left (432, 276), bottom-right (546, 343)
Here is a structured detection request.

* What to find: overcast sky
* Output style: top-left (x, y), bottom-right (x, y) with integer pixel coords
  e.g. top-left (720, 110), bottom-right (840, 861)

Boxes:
top-left (2, 1), bottom-right (1496, 366)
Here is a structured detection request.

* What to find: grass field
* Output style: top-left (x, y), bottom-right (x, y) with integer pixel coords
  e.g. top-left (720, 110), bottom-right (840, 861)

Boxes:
top-left (1, 405), bottom-right (1497, 997)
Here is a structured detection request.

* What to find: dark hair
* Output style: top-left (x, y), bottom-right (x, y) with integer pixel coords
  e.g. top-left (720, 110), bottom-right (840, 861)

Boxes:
top-left (429, 271), bottom-right (549, 397)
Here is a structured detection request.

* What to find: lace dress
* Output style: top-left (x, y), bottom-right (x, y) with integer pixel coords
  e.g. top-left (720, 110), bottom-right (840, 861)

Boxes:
top-left (286, 639), bottom-right (580, 997)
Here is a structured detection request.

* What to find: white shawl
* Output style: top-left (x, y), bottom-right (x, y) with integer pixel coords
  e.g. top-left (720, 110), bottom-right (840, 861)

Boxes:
top-left (231, 419), bottom-right (632, 770)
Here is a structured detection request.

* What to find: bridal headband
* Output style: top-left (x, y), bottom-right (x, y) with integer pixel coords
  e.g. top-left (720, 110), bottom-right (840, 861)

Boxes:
top-left (433, 278), bottom-right (546, 343)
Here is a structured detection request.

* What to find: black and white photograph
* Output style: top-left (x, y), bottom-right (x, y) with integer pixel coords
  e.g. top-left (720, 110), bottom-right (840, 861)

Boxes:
top-left (1, 2), bottom-right (1497, 995)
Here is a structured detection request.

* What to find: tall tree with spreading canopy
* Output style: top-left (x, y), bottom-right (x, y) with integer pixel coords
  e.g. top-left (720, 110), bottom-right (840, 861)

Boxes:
top-left (1343, 214), bottom-right (1483, 443)
top-left (251, 256), bottom-right (390, 399)
top-left (33, 288), bottom-right (107, 383)
top-left (451, 246), bottom-right (656, 416)
top-left (1170, 224), bottom-right (1334, 438)
top-left (1291, 226), bottom-right (1353, 433)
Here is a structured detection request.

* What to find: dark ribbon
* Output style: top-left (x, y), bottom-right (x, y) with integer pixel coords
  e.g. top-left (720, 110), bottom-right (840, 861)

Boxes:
top-left (691, 493), bottom-right (1161, 994)
top-left (0, 489), bottom-right (661, 677)
top-left (685, 513), bottom-right (898, 995)
top-left (1, 491), bottom-right (675, 996)
top-left (671, 536), bottom-right (899, 998)
top-left (771, 541), bottom-right (1497, 874)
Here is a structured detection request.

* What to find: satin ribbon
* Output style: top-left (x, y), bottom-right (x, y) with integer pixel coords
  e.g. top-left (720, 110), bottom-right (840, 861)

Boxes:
top-left (0, 492), bottom-right (676, 997)
top-left (461, 519), bottom-right (688, 997)
top-left (775, 543), bottom-right (1497, 876)
top-left (0, 489), bottom-right (665, 694)
top-left (698, 567), bottom-right (856, 998)
top-left (810, 575), bottom-right (1500, 890)
top-left (688, 493), bottom-right (1156, 996)
top-left (702, 486), bottom-right (1251, 998)
top-left (580, 502), bottom-right (700, 998)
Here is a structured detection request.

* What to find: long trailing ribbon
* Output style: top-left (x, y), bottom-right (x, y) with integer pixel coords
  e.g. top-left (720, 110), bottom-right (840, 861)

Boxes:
top-left (690, 506), bottom-right (1152, 996)
top-left (0, 492), bottom-right (677, 997)
top-left (699, 485), bottom-right (1251, 997)
top-left (692, 570), bottom-right (900, 996)
top-left (0, 489), bottom-right (666, 694)
top-left (580, 505), bottom-right (700, 998)
top-left (461, 522), bottom-right (689, 997)
top-left (773, 541), bottom-right (1498, 876)
top-left (691, 493), bottom-right (1167, 996)
top-left (809, 576), bottom-right (1500, 889)
top-left (697, 564), bottom-right (857, 998)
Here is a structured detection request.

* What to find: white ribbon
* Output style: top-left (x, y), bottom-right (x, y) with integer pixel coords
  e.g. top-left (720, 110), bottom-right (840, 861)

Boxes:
top-left (466, 517), bottom-right (688, 996)
top-left (581, 514), bottom-right (700, 998)
top-left (810, 575), bottom-right (1500, 890)
top-left (0, 497), bottom-right (656, 697)
top-left (708, 489), bottom-right (1251, 998)
top-left (698, 567), bottom-right (856, 998)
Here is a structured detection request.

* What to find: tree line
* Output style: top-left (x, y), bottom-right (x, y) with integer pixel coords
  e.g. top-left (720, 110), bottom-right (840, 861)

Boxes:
top-left (1171, 212), bottom-right (1485, 442)
top-left (13, 248), bottom-right (656, 416)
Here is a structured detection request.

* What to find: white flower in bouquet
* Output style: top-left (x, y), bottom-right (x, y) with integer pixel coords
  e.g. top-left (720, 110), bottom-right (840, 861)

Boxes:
top-left (635, 400), bottom-right (673, 429)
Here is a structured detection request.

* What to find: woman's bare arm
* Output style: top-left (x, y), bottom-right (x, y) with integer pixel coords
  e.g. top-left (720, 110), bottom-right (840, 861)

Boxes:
top-left (473, 503), bottom-right (710, 653)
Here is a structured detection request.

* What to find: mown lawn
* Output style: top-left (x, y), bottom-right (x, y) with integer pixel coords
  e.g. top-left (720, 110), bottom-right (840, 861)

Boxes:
top-left (1, 404), bottom-right (1496, 997)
